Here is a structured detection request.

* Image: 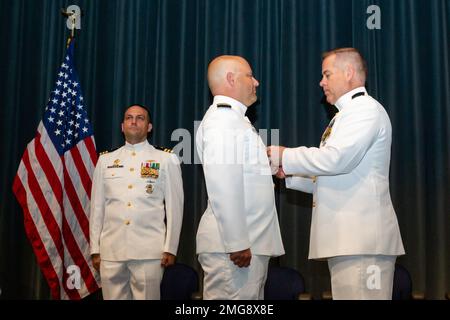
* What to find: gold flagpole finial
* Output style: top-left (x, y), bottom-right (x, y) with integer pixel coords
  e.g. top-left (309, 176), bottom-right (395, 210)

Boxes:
top-left (61, 5), bottom-right (83, 47)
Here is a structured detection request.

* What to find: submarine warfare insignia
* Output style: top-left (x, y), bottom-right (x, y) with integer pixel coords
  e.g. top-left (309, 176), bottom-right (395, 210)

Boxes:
top-left (107, 159), bottom-right (124, 168)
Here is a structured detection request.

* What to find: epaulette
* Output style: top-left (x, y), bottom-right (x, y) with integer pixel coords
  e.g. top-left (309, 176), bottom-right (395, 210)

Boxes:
top-left (99, 146), bottom-right (120, 156)
top-left (154, 146), bottom-right (173, 153)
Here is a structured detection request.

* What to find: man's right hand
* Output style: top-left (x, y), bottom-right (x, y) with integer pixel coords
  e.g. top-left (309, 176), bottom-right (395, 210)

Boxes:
top-left (91, 254), bottom-right (101, 272)
top-left (229, 248), bottom-right (252, 268)
top-left (276, 167), bottom-right (287, 179)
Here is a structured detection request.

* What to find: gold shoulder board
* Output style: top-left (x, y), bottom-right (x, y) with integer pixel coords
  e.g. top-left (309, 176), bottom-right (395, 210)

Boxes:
top-left (155, 146), bottom-right (173, 153)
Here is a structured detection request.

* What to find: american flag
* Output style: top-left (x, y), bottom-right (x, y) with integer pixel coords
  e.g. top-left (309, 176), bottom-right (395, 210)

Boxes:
top-left (12, 39), bottom-right (100, 299)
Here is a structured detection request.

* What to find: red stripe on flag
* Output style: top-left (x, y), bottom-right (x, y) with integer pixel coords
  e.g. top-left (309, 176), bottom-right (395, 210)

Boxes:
top-left (60, 207), bottom-right (100, 296)
top-left (84, 136), bottom-right (98, 167)
top-left (15, 148), bottom-right (80, 300)
top-left (63, 166), bottom-right (90, 241)
top-left (12, 174), bottom-right (61, 300)
top-left (34, 133), bottom-right (64, 210)
top-left (13, 40), bottom-right (100, 299)
top-left (69, 145), bottom-right (93, 199)
top-left (21, 148), bottom-right (65, 265)
top-left (34, 133), bottom-right (89, 299)
top-left (36, 133), bottom-right (99, 297)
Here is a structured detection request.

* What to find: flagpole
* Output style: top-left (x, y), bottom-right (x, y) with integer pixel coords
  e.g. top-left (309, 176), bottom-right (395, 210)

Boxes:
top-left (61, 6), bottom-right (83, 47)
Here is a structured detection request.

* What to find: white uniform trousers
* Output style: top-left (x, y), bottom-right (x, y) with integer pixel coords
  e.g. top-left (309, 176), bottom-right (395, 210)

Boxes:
top-left (198, 253), bottom-right (270, 300)
top-left (328, 255), bottom-right (397, 300)
top-left (100, 259), bottom-right (163, 300)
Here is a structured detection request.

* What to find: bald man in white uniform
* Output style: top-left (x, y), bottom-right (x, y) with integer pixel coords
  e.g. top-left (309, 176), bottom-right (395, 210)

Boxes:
top-left (196, 56), bottom-right (285, 300)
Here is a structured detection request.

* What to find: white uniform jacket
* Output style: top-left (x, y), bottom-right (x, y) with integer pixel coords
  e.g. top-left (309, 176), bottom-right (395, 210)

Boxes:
top-left (90, 140), bottom-right (183, 261)
top-left (196, 95), bottom-right (285, 257)
top-left (283, 87), bottom-right (405, 260)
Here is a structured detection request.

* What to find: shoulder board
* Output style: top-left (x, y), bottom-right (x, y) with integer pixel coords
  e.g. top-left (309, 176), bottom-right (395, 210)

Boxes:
top-left (154, 146), bottom-right (173, 153)
top-left (217, 103), bottom-right (231, 108)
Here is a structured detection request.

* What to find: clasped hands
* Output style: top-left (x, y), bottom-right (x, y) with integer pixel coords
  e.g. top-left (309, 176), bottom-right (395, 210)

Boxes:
top-left (267, 146), bottom-right (286, 178)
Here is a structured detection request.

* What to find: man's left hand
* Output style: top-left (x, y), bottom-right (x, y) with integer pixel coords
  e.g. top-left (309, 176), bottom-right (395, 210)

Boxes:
top-left (229, 248), bottom-right (252, 268)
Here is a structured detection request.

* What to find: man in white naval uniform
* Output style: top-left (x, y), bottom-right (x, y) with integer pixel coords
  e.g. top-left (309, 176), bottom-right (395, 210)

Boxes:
top-left (196, 55), bottom-right (285, 300)
top-left (268, 48), bottom-right (404, 299)
top-left (90, 104), bottom-right (183, 299)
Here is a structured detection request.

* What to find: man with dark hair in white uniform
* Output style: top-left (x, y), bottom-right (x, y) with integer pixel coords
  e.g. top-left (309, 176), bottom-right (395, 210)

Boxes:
top-left (90, 104), bottom-right (183, 300)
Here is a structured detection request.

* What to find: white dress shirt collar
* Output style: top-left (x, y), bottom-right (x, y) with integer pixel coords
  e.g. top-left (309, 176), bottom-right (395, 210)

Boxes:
top-left (124, 140), bottom-right (151, 151)
top-left (335, 87), bottom-right (368, 111)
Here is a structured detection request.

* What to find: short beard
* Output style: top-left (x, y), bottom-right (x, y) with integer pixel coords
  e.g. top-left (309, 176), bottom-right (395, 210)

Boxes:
top-left (124, 133), bottom-right (147, 145)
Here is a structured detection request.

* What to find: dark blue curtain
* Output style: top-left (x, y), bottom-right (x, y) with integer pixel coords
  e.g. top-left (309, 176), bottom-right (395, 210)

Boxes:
top-left (0, 0), bottom-right (448, 299)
